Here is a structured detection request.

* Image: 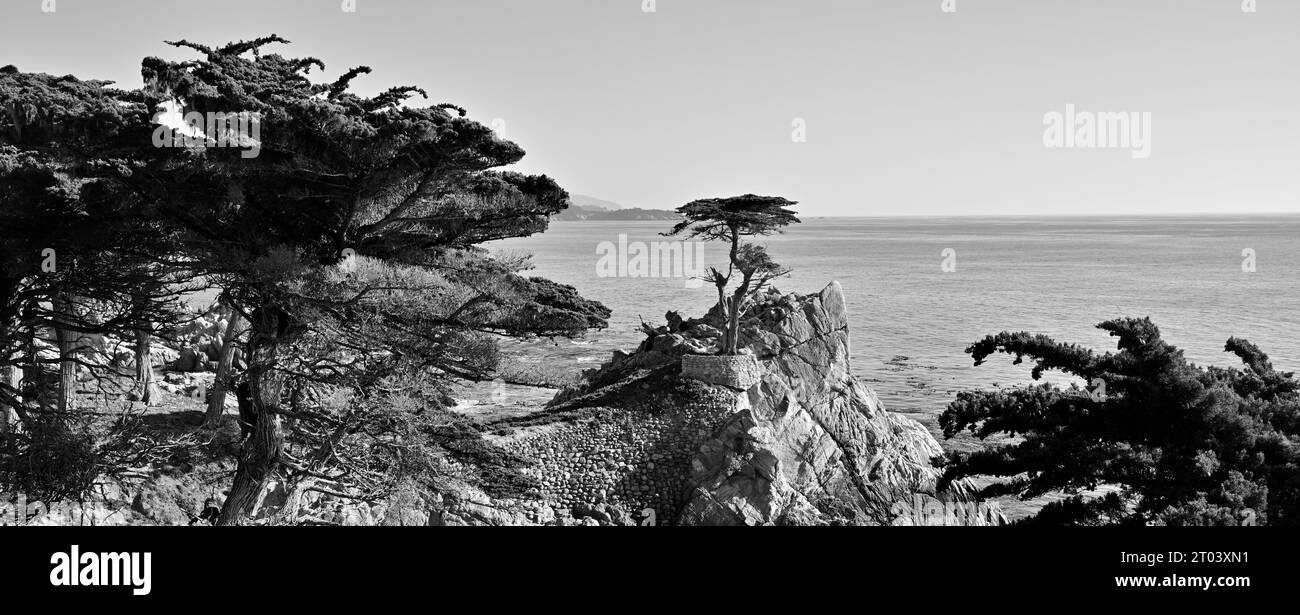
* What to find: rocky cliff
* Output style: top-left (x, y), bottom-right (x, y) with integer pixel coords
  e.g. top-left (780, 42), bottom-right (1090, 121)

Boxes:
top-left (432, 281), bottom-right (1000, 526)
top-left (679, 281), bottom-right (993, 525)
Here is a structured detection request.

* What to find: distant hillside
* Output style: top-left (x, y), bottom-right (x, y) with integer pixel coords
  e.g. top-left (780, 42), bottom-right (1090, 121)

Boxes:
top-left (569, 194), bottom-right (621, 211)
top-left (555, 194), bottom-right (681, 221)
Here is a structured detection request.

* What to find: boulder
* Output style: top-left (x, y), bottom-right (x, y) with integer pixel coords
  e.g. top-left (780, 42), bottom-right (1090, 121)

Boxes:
top-left (201, 341), bottom-right (222, 362)
top-left (173, 347), bottom-right (202, 372)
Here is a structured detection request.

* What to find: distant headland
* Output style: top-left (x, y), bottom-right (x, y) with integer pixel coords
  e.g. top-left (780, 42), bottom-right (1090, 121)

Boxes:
top-left (554, 194), bottom-right (682, 221)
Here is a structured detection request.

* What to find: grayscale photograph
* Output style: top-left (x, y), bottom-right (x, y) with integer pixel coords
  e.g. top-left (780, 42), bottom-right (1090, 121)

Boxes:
top-left (0, 0), bottom-right (1293, 602)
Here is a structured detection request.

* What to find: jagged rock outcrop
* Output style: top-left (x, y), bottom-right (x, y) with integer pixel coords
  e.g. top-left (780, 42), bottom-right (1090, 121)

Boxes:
top-left (445, 281), bottom-right (1000, 526)
top-left (678, 281), bottom-right (994, 525)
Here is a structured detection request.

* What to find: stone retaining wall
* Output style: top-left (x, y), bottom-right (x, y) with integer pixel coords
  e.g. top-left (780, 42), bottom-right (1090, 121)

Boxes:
top-left (680, 354), bottom-right (763, 389)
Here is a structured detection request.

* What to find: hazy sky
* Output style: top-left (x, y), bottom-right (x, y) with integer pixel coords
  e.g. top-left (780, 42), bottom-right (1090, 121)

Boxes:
top-left (2, 0), bottom-right (1297, 216)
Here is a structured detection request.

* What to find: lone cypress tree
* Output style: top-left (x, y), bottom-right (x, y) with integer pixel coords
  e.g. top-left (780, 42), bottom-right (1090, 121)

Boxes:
top-left (664, 194), bottom-right (799, 355)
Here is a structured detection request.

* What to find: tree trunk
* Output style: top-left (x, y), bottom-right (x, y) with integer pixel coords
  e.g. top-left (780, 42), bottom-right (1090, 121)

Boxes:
top-left (722, 227), bottom-right (741, 355)
top-left (0, 365), bottom-right (13, 437)
top-left (203, 311), bottom-right (247, 427)
top-left (134, 328), bottom-right (157, 405)
top-left (54, 294), bottom-right (77, 415)
top-left (725, 272), bottom-right (754, 356)
top-left (130, 292), bottom-right (158, 406)
top-left (22, 327), bottom-right (45, 413)
top-left (726, 296), bottom-right (741, 355)
top-left (713, 277), bottom-right (729, 356)
top-left (216, 307), bottom-right (287, 525)
top-left (276, 476), bottom-right (315, 525)
top-left (0, 281), bottom-right (16, 433)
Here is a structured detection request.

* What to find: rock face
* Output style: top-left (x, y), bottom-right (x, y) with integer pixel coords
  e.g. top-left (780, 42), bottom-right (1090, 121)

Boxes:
top-left (451, 281), bottom-right (998, 526)
top-left (679, 281), bottom-right (987, 525)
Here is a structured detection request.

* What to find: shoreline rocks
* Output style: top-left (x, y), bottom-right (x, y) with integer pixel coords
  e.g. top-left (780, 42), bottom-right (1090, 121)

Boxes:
top-left (442, 280), bottom-right (1001, 526)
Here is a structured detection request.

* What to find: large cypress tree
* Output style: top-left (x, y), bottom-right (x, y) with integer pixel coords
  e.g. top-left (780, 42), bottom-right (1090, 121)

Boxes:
top-left (0, 66), bottom-right (190, 429)
top-left (0, 67), bottom-right (194, 500)
top-left (939, 317), bottom-right (1300, 525)
top-left (131, 37), bottom-right (608, 523)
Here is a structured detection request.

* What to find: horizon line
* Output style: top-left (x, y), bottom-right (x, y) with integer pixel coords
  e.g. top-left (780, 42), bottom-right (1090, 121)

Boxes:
top-left (560, 210), bottom-right (1300, 219)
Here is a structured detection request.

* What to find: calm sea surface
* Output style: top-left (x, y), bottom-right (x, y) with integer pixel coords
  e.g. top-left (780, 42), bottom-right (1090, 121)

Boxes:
top-left (491, 215), bottom-right (1300, 443)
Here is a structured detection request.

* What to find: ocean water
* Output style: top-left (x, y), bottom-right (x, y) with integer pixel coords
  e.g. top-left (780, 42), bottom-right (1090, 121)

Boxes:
top-left (491, 216), bottom-right (1300, 442)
